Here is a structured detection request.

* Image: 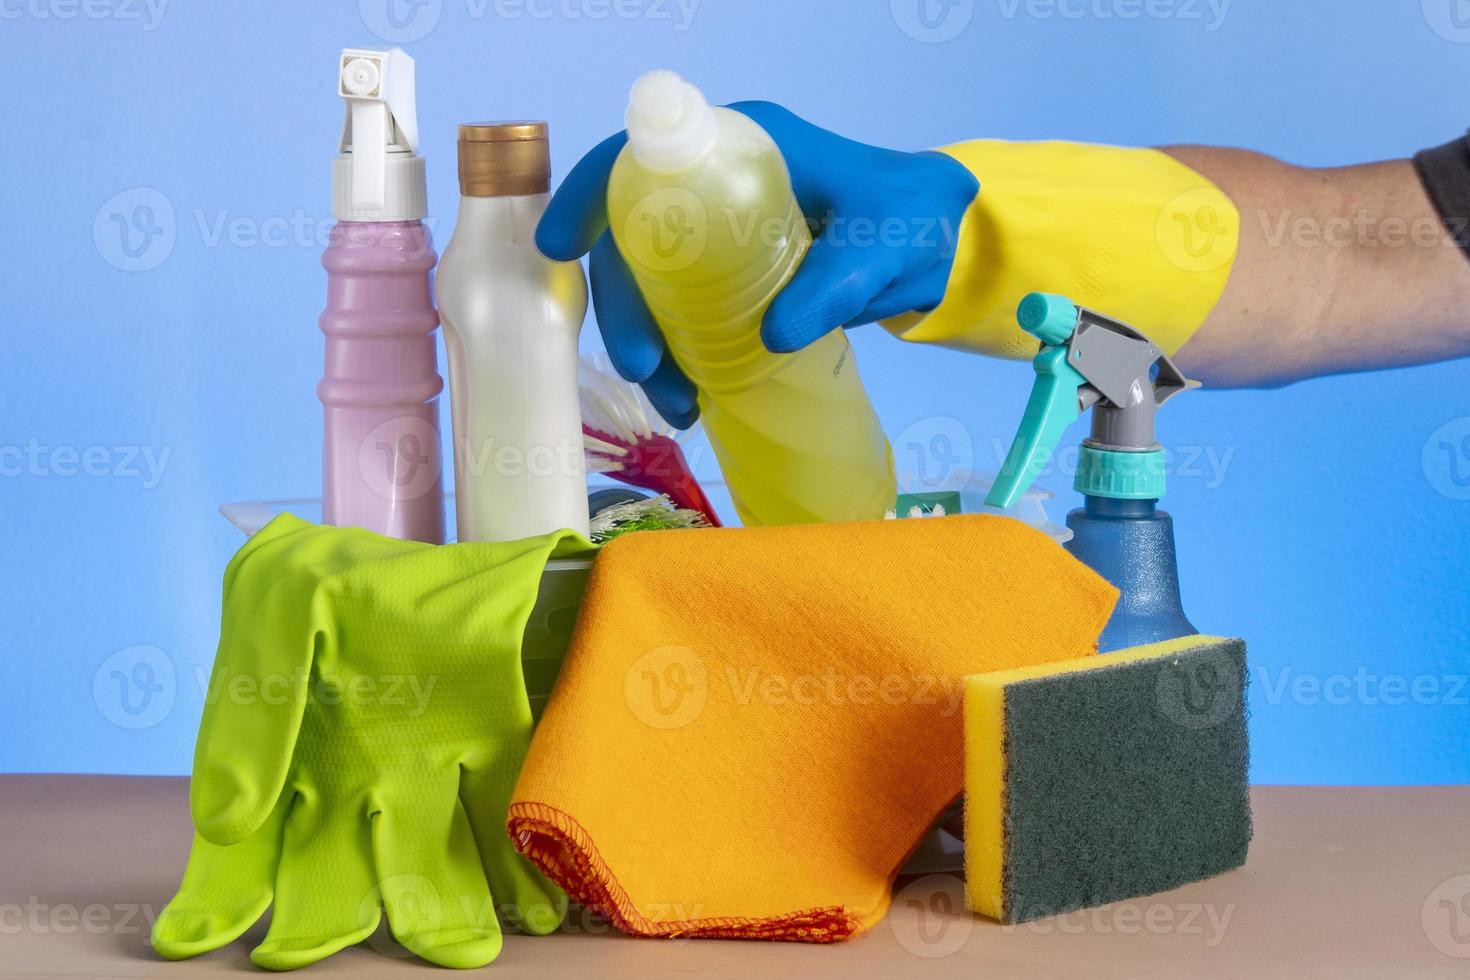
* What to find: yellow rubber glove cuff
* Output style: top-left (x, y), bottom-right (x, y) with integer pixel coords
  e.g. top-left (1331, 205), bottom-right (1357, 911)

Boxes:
top-left (882, 140), bottom-right (1239, 359)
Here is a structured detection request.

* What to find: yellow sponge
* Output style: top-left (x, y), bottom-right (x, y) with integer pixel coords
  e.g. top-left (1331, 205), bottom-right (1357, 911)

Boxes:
top-left (965, 635), bottom-right (1252, 923)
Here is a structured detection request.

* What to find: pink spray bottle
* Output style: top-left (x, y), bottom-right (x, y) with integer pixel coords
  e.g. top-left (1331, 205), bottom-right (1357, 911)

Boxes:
top-left (319, 47), bottom-right (445, 542)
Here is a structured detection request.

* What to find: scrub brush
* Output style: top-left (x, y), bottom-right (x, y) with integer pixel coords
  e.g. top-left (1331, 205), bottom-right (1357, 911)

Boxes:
top-left (579, 354), bottom-right (722, 526)
top-left (588, 494), bottom-right (712, 544)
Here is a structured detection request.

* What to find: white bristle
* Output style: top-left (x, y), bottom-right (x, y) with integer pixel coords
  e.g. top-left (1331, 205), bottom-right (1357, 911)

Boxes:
top-left (582, 434), bottom-right (631, 458)
top-left (581, 423), bottom-right (631, 470)
top-left (578, 353), bottom-right (682, 445)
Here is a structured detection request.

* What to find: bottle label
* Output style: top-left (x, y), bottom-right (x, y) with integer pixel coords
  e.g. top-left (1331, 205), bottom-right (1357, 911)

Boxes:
top-left (831, 333), bottom-right (852, 378)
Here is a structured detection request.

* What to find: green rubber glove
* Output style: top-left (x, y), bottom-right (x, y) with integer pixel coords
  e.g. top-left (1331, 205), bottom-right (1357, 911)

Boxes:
top-left (151, 515), bottom-right (593, 970)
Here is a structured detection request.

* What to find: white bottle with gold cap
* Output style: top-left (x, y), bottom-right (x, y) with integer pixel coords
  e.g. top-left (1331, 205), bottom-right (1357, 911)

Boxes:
top-left (437, 121), bottom-right (590, 541)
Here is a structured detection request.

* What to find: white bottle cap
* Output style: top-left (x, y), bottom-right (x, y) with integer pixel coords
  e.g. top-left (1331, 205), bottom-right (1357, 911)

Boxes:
top-left (332, 47), bottom-right (427, 222)
top-left (624, 70), bottom-right (718, 171)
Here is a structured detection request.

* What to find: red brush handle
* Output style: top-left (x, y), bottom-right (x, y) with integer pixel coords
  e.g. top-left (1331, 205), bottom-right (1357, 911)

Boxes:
top-left (585, 426), bottom-right (722, 526)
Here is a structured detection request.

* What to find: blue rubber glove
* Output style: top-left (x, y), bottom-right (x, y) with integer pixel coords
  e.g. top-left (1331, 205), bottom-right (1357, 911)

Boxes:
top-left (536, 102), bottom-right (980, 428)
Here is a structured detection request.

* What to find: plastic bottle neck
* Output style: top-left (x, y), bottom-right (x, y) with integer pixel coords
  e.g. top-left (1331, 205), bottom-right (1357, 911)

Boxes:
top-left (625, 69), bottom-right (719, 171)
top-left (332, 152), bottom-right (427, 222)
top-left (450, 192), bottom-right (550, 244)
top-left (457, 190), bottom-right (549, 210)
top-left (1083, 495), bottom-right (1158, 519)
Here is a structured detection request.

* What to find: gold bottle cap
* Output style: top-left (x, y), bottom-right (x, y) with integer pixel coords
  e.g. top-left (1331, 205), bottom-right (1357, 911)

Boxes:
top-left (456, 121), bottom-right (551, 197)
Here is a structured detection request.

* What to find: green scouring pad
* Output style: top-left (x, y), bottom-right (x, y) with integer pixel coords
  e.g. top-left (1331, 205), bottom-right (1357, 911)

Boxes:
top-left (964, 635), bottom-right (1252, 924)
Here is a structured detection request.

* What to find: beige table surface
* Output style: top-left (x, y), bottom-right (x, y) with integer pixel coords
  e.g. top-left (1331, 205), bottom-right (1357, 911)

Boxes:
top-left (3, 776), bottom-right (1468, 979)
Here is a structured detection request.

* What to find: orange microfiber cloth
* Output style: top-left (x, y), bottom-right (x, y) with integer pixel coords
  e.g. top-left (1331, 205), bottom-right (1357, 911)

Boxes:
top-left (507, 514), bottom-right (1117, 942)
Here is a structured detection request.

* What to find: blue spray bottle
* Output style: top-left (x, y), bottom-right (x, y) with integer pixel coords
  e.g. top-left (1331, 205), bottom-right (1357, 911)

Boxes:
top-left (986, 293), bottom-right (1200, 652)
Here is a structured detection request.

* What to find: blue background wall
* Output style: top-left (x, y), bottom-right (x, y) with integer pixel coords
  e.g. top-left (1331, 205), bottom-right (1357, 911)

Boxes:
top-left (2, 0), bottom-right (1467, 782)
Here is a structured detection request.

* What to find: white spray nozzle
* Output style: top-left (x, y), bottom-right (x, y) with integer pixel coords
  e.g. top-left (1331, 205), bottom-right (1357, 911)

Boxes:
top-left (625, 69), bottom-right (717, 171)
top-left (337, 47), bottom-right (419, 215)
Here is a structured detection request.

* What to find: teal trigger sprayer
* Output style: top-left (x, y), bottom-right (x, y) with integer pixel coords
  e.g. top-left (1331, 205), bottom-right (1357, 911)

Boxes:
top-left (986, 292), bottom-right (1200, 652)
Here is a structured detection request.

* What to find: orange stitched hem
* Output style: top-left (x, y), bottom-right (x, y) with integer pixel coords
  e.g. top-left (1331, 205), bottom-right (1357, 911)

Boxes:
top-left (507, 801), bottom-right (863, 943)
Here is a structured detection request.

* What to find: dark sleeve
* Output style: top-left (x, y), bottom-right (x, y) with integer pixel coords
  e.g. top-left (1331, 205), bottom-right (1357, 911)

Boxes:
top-left (1413, 133), bottom-right (1470, 261)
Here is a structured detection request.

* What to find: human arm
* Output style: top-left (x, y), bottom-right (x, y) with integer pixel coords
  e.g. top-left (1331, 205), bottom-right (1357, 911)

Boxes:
top-left (1164, 147), bottom-right (1470, 386)
top-left (539, 104), bottom-right (1470, 421)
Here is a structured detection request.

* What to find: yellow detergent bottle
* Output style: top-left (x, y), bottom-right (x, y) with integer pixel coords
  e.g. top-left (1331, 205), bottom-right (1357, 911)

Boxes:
top-left (606, 70), bottom-right (896, 526)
